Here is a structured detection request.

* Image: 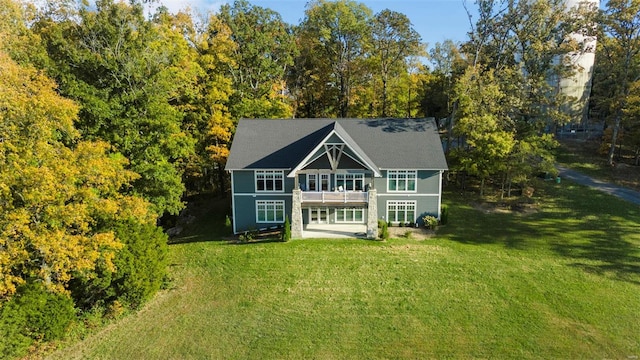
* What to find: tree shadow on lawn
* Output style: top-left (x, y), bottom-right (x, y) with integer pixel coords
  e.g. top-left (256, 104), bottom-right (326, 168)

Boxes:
top-left (167, 194), bottom-right (233, 245)
top-left (541, 185), bottom-right (640, 285)
top-left (441, 185), bottom-right (640, 285)
top-left (437, 197), bottom-right (545, 250)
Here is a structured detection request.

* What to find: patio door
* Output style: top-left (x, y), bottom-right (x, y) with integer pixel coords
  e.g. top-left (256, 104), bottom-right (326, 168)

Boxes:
top-left (309, 207), bottom-right (329, 224)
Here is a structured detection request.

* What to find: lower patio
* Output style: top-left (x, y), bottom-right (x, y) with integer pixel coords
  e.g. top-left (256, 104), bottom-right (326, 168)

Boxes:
top-left (302, 224), bottom-right (368, 239)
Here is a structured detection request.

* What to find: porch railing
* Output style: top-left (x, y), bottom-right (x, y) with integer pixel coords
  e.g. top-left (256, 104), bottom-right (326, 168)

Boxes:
top-left (301, 191), bottom-right (368, 203)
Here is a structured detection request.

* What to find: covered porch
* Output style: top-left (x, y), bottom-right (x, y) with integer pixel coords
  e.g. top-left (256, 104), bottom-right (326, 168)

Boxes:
top-left (292, 188), bottom-right (378, 239)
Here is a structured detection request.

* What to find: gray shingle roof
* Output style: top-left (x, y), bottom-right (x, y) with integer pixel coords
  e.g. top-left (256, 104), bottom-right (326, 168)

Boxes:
top-left (225, 118), bottom-right (448, 172)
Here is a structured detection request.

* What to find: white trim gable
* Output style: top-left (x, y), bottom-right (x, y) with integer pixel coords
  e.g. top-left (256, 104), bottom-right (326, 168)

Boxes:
top-left (287, 125), bottom-right (381, 178)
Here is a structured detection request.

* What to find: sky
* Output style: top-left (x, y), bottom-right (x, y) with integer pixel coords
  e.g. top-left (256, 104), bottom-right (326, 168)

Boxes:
top-left (155, 0), bottom-right (476, 48)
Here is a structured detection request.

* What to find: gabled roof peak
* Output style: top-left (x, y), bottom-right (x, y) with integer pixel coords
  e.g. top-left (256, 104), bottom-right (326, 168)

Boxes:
top-left (286, 122), bottom-right (381, 177)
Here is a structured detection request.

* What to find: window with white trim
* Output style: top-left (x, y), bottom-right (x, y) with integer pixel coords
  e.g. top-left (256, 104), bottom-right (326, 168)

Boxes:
top-left (256, 200), bottom-right (285, 223)
top-left (320, 174), bottom-right (330, 191)
top-left (256, 170), bottom-right (284, 192)
top-left (335, 173), bottom-right (364, 191)
top-left (387, 170), bottom-right (417, 192)
top-left (307, 174), bottom-right (330, 192)
top-left (386, 201), bottom-right (416, 223)
top-left (335, 208), bottom-right (365, 223)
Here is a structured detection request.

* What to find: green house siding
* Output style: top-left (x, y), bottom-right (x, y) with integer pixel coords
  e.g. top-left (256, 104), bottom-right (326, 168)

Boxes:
top-left (232, 171), bottom-right (255, 193)
top-left (373, 170), bottom-right (441, 194)
top-left (231, 170), bottom-right (296, 233)
top-left (377, 196), bottom-right (440, 226)
top-left (232, 194), bottom-right (292, 233)
top-left (231, 169), bottom-right (442, 233)
top-left (232, 170), bottom-right (295, 193)
top-left (373, 170), bottom-right (442, 226)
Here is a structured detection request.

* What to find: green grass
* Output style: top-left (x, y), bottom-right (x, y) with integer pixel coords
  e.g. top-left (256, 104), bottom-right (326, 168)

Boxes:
top-left (556, 139), bottom-right (640, 191)
top-left (50, 182), bottom-right (640, 359)
top-left (556, 139), bottom-right (612, 178)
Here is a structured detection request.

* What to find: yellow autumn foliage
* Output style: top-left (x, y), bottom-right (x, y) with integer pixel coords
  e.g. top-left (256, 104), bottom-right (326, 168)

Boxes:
top-left (0, 51), bottom-right (154, 298)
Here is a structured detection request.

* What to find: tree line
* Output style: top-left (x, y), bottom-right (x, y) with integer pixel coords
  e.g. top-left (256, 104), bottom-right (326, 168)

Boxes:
top-left (1, 0), bottom-right (639, 356)
top-left (0, 0), bottom-right (423, 356)
top-left (432, 0), bottom-right (640, 194)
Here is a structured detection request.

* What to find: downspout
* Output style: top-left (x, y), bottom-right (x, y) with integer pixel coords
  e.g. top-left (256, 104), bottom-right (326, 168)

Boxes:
top-left (437, 170), bottom-right (444, 220)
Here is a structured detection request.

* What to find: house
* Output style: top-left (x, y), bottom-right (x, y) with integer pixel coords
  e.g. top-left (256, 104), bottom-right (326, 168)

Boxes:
top-left (224, 118), bottom-right (448, 239)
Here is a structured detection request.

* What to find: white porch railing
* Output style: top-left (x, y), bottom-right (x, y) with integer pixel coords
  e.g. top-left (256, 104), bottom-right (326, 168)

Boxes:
top-left (301, 191), bottom-right (368, 203)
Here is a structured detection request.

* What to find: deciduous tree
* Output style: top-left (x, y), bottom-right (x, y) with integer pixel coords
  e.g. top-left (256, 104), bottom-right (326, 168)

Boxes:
top-left (0, 52), bottom-right (152, 298)
top-left (369, 9), bottom-right (422, 116)
top-left (297, 0), bottom-right (372, 117)
top-left (219, 0), bottom-right (296, 118)
top-left (159, 10), bottom-right (236, 193)
top-left (595, 0), bottom-right (640, 165)
top-left (35, 0), bottom-right (195, 214)
top-left (452, 67), bottom-right (515, 196)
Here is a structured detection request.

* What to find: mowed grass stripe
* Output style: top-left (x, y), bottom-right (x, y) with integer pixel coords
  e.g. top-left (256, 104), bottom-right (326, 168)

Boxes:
top-left (51, 182), bottom-right (640, 359)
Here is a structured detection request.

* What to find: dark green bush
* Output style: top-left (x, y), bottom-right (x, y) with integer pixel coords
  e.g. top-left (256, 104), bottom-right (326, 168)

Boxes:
top-left (281, 216), bottom-right (291, 242)
top-left (0, 282), bottom-right (75, 359)
top-left (70, 221), bottom-right (168, 310)
top-left (378, 219), bottom-right (389, 240)
top-left (112, 221), bottom-right (168, 308)
top-left (440, 204), bottom-right (449, 225)
top-left (224, 215), bottom-right (232, 235)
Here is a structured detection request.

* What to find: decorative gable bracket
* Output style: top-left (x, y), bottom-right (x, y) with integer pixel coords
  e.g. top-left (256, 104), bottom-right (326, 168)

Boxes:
top-left (287, 122), bottom-right (381, 178)
top-left (324, 144), bottom-right (344, 171)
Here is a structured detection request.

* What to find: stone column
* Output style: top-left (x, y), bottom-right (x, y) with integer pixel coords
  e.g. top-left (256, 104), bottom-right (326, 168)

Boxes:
top-left (291, 189), bottom-right (303, 239)
top-left (366, 189), bottom-right (378, 239)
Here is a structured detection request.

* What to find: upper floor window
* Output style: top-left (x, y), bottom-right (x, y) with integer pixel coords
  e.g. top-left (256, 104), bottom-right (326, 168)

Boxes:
top-left (335, 173), bottom-right (364, 191)
top-left (388, 170), bottom-right (417, 192)
top-left (256, 170), bottom-right (284, 192)
top-left (307, 173), bottom-right (330, 192)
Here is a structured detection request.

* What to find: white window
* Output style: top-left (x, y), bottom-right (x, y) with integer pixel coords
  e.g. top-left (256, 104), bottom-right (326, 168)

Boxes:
top-left (256, 170), bottom-right (284, 192)
top-left (335, 208), bottom-right (365, 223)
top-left (335, 173), bottom-right (364, 191)
top-left (320, 174), bottom-right (330, 191)
top-left (307, 174), bottom-right (330, 191)
top-left (256, 200), bottom-right (285, 223)
top-left (387, 201), bottom-right (416, 224)
top-left (307, 174), bottom-right (317, 191)
top-left (388, 170), bottom-right (417, 192)
top-left (309, 207), bottom-right (329, 224)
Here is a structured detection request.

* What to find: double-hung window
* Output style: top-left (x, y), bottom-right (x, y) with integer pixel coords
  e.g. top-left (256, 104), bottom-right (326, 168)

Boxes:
top-left (256, 170), bottom-right (284, 192)
top-left (256, 200), bottom-right (285, 223)
top-left (387, 201), bottom-right (416, 223)
top-left (335, 173), bottom-right (364, 191)
top-left (388, 170), bottom-right (417, 192)
top-left (307, 174), bottom-right (330, 192)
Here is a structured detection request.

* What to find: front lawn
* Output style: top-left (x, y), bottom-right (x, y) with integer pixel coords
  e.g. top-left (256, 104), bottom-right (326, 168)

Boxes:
top-left (50, 182), bottom-right (640, 359)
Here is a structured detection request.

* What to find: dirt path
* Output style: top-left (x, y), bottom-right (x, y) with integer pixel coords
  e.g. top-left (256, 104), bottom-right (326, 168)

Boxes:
top-left (557, 166), bottom-right (640, 206)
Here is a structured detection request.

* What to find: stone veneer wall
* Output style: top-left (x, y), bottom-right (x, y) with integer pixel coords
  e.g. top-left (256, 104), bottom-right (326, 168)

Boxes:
top-left (291, 189), bottom-right (303, 238)
top-left (367, 189), bottom-right (378, 239)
